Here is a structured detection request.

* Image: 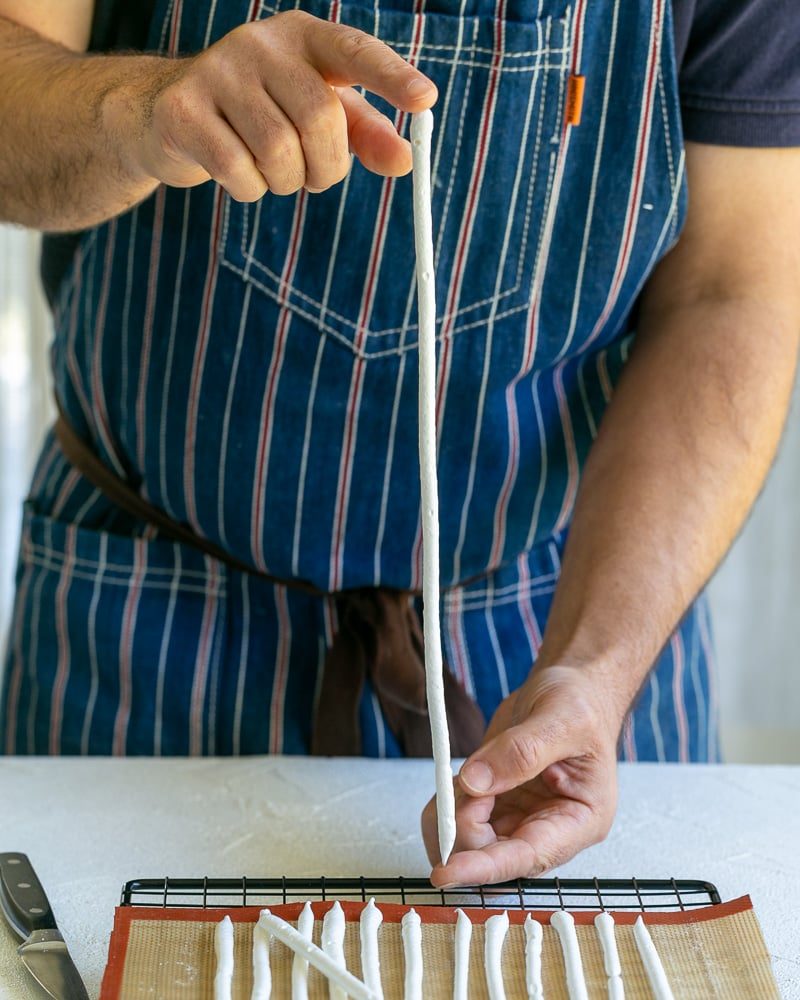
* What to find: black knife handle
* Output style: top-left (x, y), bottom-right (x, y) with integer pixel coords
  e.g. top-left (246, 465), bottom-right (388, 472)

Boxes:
top-left (0, 853), bottom-right (57, 938)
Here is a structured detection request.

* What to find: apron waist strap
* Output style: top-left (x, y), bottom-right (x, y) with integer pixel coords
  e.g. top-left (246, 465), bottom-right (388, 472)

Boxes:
top-left (54, 406), bottom-right (315, 590)
top-left (52, 404), bottom-right (486, 758)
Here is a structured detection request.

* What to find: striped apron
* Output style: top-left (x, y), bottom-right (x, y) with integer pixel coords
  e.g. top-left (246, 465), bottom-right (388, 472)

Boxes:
top-left (1, 0), bottom-right (720, 761)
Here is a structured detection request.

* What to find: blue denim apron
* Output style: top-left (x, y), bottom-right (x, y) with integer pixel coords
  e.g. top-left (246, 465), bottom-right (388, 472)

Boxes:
top-left (1, 0), bottom-right (719, 761)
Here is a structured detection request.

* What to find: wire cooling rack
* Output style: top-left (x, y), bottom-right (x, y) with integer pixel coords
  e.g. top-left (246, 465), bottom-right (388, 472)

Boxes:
top-left (120, 876), bottom-right (721, 913)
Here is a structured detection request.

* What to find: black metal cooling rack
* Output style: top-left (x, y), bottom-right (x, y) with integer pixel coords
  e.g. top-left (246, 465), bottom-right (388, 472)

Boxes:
top-left (120, 876), bottom-right (721, 913)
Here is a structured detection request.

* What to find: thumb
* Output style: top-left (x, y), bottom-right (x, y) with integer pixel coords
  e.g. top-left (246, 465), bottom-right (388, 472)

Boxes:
top-left (458, 718), bottom-right (569, 798)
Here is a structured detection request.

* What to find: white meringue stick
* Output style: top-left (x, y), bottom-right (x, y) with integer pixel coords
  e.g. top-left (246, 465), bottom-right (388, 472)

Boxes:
top-left (321, 902), bottom-right (348, 1000)
top-left (606, 974), bottom-right (625, 1000)
top-left (360, 898), bottom-right (385, 999)
top-left (594, 912), bottom-right (624, 999)
top-left (257, 910), bottom-right (378, 1000)
top-left (214, 915), bottom-right (235, 1000)
top-left (633, 917), bottom-right (675, 1000)
top-left (524, 915), bottom-right (544, 1000)
top-left (411, 107), bottom-right (456, 866)
top-left (292, 901), bottom-right (315, 999)
top-left (251, 919), bottom-right (272, 1000)
top-left (550, 910), bottom-right (589, 1000)
top-left (401, 908), bottom-right (423, 1000)
top-left (453, 909), bottom-right (472, 1000)
top-left (484, 912), bottom-right (510, 1000)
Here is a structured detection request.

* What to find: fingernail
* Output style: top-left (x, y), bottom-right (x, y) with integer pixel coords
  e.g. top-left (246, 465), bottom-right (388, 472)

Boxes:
top-left (461, 760), bottom-right (494, 793)
top-left (438, 882), bottom-right (458, 889)
top-left (407, 78), bottom-right (434, 100)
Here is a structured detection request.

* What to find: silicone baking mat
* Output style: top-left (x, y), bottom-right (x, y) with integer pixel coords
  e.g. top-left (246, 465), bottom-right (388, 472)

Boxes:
top-left (100, 878), bottom-right (780, 998)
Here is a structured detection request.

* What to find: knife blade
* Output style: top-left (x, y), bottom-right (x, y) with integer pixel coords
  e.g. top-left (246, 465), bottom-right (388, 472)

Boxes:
top-left (0, 853), bottom-right (90, 1000)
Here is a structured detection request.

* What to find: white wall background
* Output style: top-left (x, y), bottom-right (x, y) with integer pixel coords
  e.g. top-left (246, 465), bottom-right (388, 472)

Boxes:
top-left (0, 225), bottom-right (798, 761)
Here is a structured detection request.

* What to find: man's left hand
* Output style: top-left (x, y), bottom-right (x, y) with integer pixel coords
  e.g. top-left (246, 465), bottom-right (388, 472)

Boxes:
top-left (421, 664), bottom-right (624, 886)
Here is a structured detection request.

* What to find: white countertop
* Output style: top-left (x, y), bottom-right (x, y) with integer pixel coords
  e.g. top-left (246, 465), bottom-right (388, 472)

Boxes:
top-left (0, 760), bottom-right (797, 998)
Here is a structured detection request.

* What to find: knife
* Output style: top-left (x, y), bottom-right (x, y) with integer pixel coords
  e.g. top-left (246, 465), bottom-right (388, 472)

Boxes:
top-left (0, 852), bottom-right (90, 1000)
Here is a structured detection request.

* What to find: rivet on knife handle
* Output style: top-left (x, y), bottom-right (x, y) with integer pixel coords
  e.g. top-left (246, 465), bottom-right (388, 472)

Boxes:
top-left (0, 853), bottom-right (57, 939)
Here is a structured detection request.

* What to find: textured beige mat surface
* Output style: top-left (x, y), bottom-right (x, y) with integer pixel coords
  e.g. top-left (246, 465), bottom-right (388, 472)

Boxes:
top-left (101, 896), bottom-right (780, 998)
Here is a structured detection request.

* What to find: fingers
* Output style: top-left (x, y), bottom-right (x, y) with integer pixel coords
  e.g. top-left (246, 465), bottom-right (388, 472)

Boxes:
top-left (432, 840), bottom-right (538, 888)
top-left (422, 784), bottom-right (497, 873)
top-left (213, 75), bottom-right (310, 195)
top-left (432, 803), bottom-right (601, 888)
top-left (250, 59), bottom-right (352, 191)
top-left (299, 16), bottom-right (438, 113)
top-left (143, 13), bottom-right (435, 196)
top-left (335, 86), bottom-right (412, 176)
top-left (160, 96), bottom-right (268, 201)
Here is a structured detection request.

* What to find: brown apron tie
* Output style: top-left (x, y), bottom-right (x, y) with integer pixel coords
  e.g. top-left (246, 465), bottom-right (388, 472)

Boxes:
top-left (54, 406), bottom-right (486, 758)
top-left (311, 590), bottom-right (486, 757)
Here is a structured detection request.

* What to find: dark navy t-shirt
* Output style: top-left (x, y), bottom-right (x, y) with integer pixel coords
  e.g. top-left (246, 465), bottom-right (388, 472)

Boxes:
top-left (674, 0), bottom-right (800, 146)
top-left (39, 0), bottom-right (800, 305)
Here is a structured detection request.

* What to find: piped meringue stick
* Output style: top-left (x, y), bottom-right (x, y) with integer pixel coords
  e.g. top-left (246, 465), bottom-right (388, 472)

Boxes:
top-left (453, 909), bottom-right (472, 1000)
top-left (257, 910), bottom-right (378, 1000)
top-left (360, 898), bottom-right (385, 1000)
top-left (401, 908), bottom-right (423, 999)
top-left (484, 912), bottom-right (510, 1000)
top-left (292, 901), bottom-right (315, 999)
top-left (214, 915), bottom-right (234, 1000)
top-left (594, 912), bottom-right (624, 999)
top-left (321, 902), bottom-right (347, 1000)
top-left (524, 915), bottom-right (544, 1000)
top-left (551, 910), bottom-right (589, 1000)
top-left (252, 920), bottom-right (272, 1000)
top-left (633, 917), bottom-right (675, 1000)
top-left (411, 108), bottom-right (456, 866)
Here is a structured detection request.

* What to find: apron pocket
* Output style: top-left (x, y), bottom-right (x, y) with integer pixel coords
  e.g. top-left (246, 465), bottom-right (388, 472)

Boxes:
top-left (220, 0), bottom-right (574, 357)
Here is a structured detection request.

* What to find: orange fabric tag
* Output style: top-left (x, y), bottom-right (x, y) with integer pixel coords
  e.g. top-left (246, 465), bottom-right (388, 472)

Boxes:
top-left (566, 74), bottom-right (586, 126)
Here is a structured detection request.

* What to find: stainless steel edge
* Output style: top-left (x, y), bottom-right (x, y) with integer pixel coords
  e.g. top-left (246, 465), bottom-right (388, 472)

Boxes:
top-left (18, 929), bottom-right (90, 1000)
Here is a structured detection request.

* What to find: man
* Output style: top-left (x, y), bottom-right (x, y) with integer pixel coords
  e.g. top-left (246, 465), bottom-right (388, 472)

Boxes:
top-left (0, 0), bottom-right (798, 889)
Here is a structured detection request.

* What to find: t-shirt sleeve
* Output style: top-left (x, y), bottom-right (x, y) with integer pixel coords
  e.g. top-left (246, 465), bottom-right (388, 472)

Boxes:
top-left (677, 0), bottom-right (800, 147)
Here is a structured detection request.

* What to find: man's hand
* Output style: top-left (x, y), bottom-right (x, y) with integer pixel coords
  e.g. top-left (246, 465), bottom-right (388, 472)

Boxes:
top-left (0, 10), bottom-right (437, 229)
top-left (421, 665), bottom-right (622, 886)
top-left (114, 12), bottom-right (438, 202)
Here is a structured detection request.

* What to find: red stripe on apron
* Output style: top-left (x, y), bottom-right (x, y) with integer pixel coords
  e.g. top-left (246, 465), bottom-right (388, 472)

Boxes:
top-left (184, 189), bottom-right (226, 530)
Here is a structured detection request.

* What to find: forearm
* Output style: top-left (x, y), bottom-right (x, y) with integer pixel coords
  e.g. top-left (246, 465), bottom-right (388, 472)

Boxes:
top-left (539, 293), bottom-right (799, 719)
top-left (0, 11), bottom-right (436, 230)
top-left (429, 144), bottom-right (800, 886)
top-left (0, 15), bottom-right (171, 230)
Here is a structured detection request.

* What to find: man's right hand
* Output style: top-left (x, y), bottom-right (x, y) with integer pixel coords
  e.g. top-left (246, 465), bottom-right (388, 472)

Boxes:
top-left (113, 11), bottom-right (438, 203)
